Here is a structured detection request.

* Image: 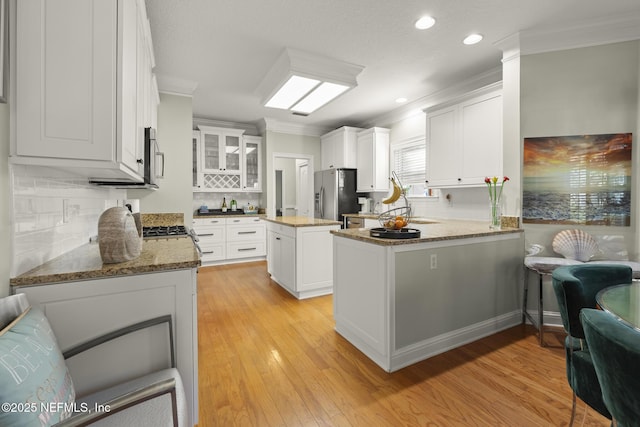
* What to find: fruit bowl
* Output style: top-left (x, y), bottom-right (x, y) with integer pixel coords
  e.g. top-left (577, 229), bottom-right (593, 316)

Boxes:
top-left (378, 206), bottom-right (412, 230)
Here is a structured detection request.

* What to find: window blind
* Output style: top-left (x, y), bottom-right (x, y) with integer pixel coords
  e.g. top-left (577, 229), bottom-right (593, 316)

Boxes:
top-left (393, 141), bottom-right (425, 185)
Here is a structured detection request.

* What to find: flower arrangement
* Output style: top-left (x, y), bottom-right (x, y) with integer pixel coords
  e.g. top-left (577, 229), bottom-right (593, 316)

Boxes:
top-left (485, 176), bottom-right (510, 204)
top-left (485, 176), bottom-right (509, 229)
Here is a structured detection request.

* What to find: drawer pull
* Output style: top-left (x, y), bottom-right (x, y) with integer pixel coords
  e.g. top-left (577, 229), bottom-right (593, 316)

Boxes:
top-left (238, 247), bottom-right (257, 252)
top-left (233, 219), bottom-right (241, 222)
top-left (202, 251), bottom-right (215, 255)
top-left (199, 233), bottom-right (215, 237)
top-left (209, 220), bottom-right (219, 224)
top-left (238, 231), bottom-right (257, 235)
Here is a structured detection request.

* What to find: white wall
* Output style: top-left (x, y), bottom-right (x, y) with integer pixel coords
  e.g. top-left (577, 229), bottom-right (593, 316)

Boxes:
top-left (520, 41), bottom-right (639, 258)
top-left (128, 93), bottom-right (194, 224)
top-left (0, 103), bottom-right (10, 296)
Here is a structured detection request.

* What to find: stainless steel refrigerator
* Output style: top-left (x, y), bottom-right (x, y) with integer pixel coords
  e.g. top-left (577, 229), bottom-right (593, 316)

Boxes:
top-left (314, 168), bottom-right (358, 226)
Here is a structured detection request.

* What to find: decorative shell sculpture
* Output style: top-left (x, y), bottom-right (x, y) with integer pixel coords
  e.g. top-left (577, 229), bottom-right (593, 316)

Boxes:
top-left (552, 229), bottom-right (599, 262)
top-left (98, 207), bottom-right (143, 263)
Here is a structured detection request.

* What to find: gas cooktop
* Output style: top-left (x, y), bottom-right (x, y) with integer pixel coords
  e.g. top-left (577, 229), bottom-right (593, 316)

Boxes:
top-left (142, 225), bottom-right (188, 238)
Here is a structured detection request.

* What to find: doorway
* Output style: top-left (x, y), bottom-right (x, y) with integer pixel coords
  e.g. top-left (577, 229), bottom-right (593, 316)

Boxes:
top-left (270, 153), bottom-right (314, 218)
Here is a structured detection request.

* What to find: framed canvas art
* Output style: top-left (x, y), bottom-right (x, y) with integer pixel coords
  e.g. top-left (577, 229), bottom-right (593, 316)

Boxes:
top-left (523, 133), bottom-right (632, 226)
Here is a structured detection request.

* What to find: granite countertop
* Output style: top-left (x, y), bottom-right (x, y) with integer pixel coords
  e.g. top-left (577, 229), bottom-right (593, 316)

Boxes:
top-left (331, 219), bottom-right (523, 246)
top-left (11, 237), bottom-right (201, 288)
top-left (263, 216), bottom-right (342, 227)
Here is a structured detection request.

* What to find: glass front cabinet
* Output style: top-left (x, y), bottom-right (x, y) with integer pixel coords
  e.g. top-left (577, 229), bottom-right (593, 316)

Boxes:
top-left (193, 126), bottom-right (261, 192)
top-left (242, 135), bottom-right (262, 192)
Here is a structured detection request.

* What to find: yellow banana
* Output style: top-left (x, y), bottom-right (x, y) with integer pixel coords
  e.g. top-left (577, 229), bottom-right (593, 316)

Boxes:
top-left (382, 178), bottom-right (401, 204)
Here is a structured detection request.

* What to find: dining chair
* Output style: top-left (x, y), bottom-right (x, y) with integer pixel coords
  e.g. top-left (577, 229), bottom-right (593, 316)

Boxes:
top-left (581, 308), bottom-right (640, 427)
top-left (551, 264), bottom-right (632, 425)
top-left (0, 293), bottom-right (186, 426)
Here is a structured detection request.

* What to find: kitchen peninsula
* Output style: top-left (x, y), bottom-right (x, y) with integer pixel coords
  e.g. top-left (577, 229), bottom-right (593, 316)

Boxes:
top-left (331, 220), bottom-right (524, 372)
top-left (264, 216), bottom-right (341, 299)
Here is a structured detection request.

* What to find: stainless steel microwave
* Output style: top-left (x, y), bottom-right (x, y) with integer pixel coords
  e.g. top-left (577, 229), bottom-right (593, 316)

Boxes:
top-left (90, 127), bottom-right (164, 189)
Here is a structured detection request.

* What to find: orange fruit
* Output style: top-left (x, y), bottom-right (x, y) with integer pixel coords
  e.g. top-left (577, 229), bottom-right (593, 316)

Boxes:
top-left (395, 219), bottom-right (404, 229)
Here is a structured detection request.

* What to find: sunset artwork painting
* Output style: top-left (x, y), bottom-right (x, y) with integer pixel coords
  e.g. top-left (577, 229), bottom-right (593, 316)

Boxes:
top-left (523, 133), bottom-right (632, 226)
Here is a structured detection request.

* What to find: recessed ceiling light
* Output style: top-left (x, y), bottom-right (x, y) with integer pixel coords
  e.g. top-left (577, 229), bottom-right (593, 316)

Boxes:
top-left (415, 16), bottom-right (436, 30)
top-left (395, 97), bottom-right (408, 104)
top-left (463, 34), bottom-right (483, 45)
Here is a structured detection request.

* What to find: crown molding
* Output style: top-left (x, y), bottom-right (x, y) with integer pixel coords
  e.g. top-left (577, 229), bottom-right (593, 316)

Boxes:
top-left (362, 67), bottom-right (502, 128)
top-left (192, 117), bottom-right (259, 136)
top-left (258, 118), bottom-right (330, 137)
top-left (156, 74), bottom-right (199, 97)
top-left (516, 13), bottom-right (640, 56)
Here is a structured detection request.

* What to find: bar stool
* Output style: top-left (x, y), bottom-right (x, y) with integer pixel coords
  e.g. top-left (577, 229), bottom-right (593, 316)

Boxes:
top-left (523, 256), bottom-right (582, 346)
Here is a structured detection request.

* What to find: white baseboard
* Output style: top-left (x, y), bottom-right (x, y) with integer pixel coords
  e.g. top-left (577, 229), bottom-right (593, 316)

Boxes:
top-left (390, 310), bottom-right (522, 372)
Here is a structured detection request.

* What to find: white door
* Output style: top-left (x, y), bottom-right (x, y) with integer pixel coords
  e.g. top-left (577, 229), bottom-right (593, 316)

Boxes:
top-left (296, 160), bottom-right (310, 216)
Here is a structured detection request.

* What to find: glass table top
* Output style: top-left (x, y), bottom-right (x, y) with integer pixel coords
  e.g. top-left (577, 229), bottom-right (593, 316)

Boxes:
top-left (596, 282), bottom-right (640, 331)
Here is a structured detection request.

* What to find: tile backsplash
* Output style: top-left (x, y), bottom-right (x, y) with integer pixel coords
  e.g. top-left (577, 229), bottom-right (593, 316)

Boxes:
top-left (10, 165), bottom-right (126, 276)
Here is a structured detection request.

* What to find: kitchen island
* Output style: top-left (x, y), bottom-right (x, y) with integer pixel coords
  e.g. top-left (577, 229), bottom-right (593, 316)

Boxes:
top-left (331, 220), bottom-right (524, 372)
top-left (264, 216), bottom-right (341, 299)
top-left (10, 237), bottom-right (200, 427)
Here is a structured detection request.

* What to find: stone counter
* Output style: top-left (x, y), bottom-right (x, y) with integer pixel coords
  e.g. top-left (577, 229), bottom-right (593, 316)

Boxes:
top-left (332, 218), bottom-right (522, 246)
top-left (11, 237), bottom-right (201, 287)
top-left (263, 216), bottom-right (341, 227)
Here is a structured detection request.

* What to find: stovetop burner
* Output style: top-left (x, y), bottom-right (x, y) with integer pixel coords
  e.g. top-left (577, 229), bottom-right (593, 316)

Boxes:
top-left (143, 225), bottom-right (188, 238)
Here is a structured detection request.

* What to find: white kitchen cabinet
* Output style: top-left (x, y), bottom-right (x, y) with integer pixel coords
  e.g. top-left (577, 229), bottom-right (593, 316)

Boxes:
top-left (266, 221), bottom-right (340, 299)
top-left (16, 268), bottom-right (199, 427)
top-left (242, 135), bottom-right (262, 192)
top-left (267, 225), bottom-right (296, 293)
top-left (193, 216), bottom-right (266, 264)
top-left (192, 131), bottom-right (202, 189)
top-left (192, 217), bottom-right (226, 262)
top-left (357, 127), bottom-right (390, 192)
top-left (425, 85), bottom-right (503, 187)
top-left (226, 217), bottom-right (266, 259)
top-left (13, 0), bottom-right (156, 182)
top-left (321, 126), bottom-right (362, 169)
top-left (196, 126), bottom-right (245, 192)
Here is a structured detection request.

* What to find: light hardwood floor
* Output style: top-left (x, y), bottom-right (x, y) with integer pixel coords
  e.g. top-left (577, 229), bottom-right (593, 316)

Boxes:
top-left (197, 261), bottom-right (609, 426)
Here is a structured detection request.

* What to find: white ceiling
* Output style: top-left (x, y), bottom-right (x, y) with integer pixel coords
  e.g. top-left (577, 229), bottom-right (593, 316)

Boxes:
top-left (146, 0), bottom-right (640, 133)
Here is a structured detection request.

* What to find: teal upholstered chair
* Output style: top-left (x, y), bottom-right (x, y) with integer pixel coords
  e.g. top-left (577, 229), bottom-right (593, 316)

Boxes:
top-left (552, 264), bottom-right (632, 425)
top-left (581, 308), bottom-right (640, 427)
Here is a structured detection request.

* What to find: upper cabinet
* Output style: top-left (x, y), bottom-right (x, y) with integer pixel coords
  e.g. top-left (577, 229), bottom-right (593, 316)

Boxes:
top-left (356, 127), bottom-right (390, 192)
top-left (13, 0), bottom-right (157, 183)
top-left (321, 126), bottom-right (362, 170)
top-left (426, 85), bottom-right (503, 188)
top-left (193, 127), bottom-right (262, 192)
top-left (242, 136), bottom-right (262, 192)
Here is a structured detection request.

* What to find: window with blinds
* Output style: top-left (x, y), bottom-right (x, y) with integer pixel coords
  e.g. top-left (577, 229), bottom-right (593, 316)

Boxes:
top-left (392, 138), bottom-right (426, 194)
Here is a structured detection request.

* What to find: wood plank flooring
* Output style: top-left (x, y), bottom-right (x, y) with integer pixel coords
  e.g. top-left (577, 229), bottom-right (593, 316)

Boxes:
top-left (196, 261), bottom-right (609, 426)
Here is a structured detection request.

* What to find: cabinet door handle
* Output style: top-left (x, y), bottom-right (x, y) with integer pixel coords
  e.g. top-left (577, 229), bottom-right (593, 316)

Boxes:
top-left (238, 247), bottom-right (257, 252)
top-left (238, 231), bottom-right (256, 235)
top-left (458, 178), bottom-right (462, 182)
top-left (276, 237), bottom-right (281, 240)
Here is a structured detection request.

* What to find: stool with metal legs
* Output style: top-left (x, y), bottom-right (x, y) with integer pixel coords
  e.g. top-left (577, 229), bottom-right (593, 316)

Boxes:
top-left (523, 257), bottom-right (582, 346)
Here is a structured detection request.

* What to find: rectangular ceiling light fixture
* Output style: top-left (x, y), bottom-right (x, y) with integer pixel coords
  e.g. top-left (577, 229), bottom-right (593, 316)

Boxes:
top-left (257, 48), bottom-right (364, 115)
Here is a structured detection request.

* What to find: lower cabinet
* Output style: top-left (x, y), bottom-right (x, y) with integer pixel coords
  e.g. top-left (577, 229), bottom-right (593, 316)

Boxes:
top-left (266, 222), bottom-right (340, 299)
top-left (193, 216), bottom-right (266, 265)
top-left (14, 268), bottom-right (199, 427)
